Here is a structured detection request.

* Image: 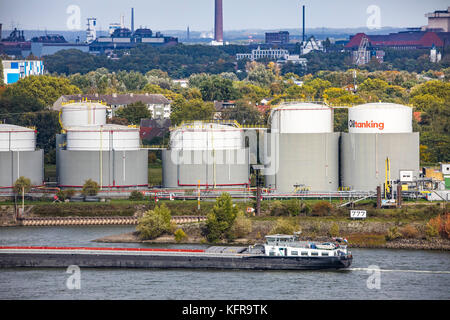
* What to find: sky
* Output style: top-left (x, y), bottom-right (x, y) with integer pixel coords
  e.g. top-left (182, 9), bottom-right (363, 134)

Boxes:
top-left (0, 0), bottom-right (448, 32)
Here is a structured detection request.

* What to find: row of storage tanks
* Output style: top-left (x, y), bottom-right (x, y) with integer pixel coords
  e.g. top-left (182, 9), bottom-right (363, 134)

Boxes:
top-left (0, 101), bottom-right (419, 192)
top-left (163, 102), bottom-right (419, 192)
top-left (56, 102), bottom-right (148, 188)
top-left (0, 102), bottom-right (148, 190)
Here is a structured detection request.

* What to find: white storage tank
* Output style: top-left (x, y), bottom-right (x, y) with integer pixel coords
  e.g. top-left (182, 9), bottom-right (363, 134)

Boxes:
top-left (0, 124), bottom-right (36, 151)
top-left (60, 102), bottom-right (108, 128)
top-left (0, 124), bottom-right (43, 188)
top-left (170, 122), bottom-right (244, 150)
top-left (348, 102), bottom-right (412, 133)
top-left (66, 125), bottom-right (140, 151)
top-left (270, 102), bottom-right (333, 133)
top-left (265, 102), bottom-right (339, 192)
top-left (162, 122), bottom-right (250, 188)
top-left (341, 103), bottom-right (419, 191)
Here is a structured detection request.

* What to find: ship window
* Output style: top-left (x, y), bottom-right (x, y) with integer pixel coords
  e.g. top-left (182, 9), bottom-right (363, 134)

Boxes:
top-left (291, 251), bottom-right (298, 256)
top-left (311, 252), bottom-right (319, 256)
top-left (301, 251), bottom-right (308, 256)
top-left (321, 252), bottom-right (329, 256)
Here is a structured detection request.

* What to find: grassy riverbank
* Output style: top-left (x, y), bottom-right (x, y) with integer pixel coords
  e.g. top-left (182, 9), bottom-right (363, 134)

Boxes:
top-left (1, 199), bottom-right (448, 250)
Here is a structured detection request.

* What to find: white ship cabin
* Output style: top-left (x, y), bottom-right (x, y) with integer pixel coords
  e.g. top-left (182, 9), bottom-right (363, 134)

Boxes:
top-left (263, 234), bottom-right (348, 257)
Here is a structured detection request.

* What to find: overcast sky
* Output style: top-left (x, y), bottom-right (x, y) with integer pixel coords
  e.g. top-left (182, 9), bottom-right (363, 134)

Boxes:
top-left (0, 0), bottom-right (447, 31)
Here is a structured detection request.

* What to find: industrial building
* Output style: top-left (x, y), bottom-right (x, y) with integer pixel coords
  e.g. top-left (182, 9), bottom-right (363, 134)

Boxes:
top-left (0, 124), bottom-right (44, 189)
top-left (236, 46), bottom-right (290, 61)
top-left (264, 103), bottom-right (340, 193)
top-left (265, 31), bottom-right (290, 45)
top-left (56, 101), bottom-right (148, 189)
top-left (1, 60), bottom-right (44, 84)
top-left (340, 103), bottom-right (420, 191)
top-left (162, 122), bottom-right (250, 189)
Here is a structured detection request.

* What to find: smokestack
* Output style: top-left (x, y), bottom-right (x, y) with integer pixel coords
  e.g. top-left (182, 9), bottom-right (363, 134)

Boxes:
top-left (214, 0), bottom-right (223, 42)
top-left (131, 8), bottom-right (134, 32)
top-left (302, 5), bottom-right (305, 43)
top-left (0, 24), bottom-right (2, 41)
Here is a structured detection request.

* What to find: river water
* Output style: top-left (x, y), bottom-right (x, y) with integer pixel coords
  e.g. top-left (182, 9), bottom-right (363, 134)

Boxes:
top-left (0, 226), bottom-right (449, 300)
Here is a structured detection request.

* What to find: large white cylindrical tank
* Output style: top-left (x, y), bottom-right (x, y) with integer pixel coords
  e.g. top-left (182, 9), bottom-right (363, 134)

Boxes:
top-left (270, 102), bottom-right (333, 133)
top-left (0, 124), bottom-right (36, 151)
top-left (170, 122), bottom-right (244, 150)
top-left (348, 103), bottom-right (412, 133)
top-left (66, 125), bottom-right (140, 151)
top-left (61, 102), bottom-right (108, 128)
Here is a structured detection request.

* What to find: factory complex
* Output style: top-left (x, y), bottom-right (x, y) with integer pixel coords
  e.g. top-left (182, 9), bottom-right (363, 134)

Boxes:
top-left (1, 100), bottom-right (431, 200)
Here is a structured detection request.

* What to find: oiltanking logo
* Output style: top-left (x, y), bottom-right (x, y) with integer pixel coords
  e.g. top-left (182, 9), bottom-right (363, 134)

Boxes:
top-left (349, 120), bottom-right (384, 130)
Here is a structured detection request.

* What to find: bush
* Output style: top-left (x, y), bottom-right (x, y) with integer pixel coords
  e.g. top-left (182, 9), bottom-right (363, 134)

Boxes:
top-left (385, 226), bottom-right (402, 241)
top-left (425, 215), bottom-right (441, 238)
top-left (129, 190), bottom-right (144, 201)
top-left (56, 189), bottom-right (76, 201)
top-left (136, 204), bottom-right (173, 240)
top-left (300, 202), bottom-right (312, 215)
top-left (174, 229), bottom-right (188, 243)
top-left (328, 223), bottom-right (340, 237)
top-left (284, 199), bottom-right (301, 216)
top-left (399, 224), bottom-right (419, 239)
top-left (270, 218), bottom-right (299, 235)
top-left (65, 189), bottom-right (76, 199)
top-left (425, 214), bottom-right (450, 239)
top-left (82, 179), bottom-right (99, 196)
top-left (231, 212), bottom-right (252, 238)
top-left (311, 201), bottom-right (332, 216)
top-left (269, 200), bottom-right (286, 216)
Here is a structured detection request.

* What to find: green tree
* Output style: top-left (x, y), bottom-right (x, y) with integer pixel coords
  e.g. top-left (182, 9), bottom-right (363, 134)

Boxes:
top-left (170, 98), bottom-right (215, 125)
top-left (246, 62), bottom-right (276, 87)
top-left (204, 193), bottom-right (240, 242)
top-left (115, 101), bottom-right (152, 125)
top-left (220, 100), bottom-right (262, 124)
top-left (2, 75), bottom-right (81, 107)
top-left (137, 204), bottom-right (173, 240)
top-left (14, 176), bottom-right (31, 213)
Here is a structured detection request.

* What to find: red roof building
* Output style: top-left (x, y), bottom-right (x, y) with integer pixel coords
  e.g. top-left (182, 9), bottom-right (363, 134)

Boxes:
top-left (345, 31), bottom-right (450, 50)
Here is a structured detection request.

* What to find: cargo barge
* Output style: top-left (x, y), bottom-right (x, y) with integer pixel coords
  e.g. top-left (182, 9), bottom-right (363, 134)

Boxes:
top-left (0, 234), bottom-right (352, 270)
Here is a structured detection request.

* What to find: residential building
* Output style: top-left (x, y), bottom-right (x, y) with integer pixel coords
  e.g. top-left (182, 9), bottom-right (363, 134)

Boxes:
top-left (53, 93), bottom-right (172, 119)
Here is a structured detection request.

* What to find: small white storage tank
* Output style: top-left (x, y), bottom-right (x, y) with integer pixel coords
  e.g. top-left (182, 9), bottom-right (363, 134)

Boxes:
top-left (270, 102), bottom-right (333, 133)
top-left (341, 103), bottom-right (419, 191)
top-left (348, 103), bottom-right (412, 133)
top-left (60, 102), bottom-right (108, 128)
top-left (0, 124), bottom-right (36, 151)
top-left (66, 125), bottom-right (140, 151)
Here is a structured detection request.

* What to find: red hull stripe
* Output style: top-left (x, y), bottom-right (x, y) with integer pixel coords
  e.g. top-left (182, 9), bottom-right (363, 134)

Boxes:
top-left (0, 246), bottom-right (204, 253)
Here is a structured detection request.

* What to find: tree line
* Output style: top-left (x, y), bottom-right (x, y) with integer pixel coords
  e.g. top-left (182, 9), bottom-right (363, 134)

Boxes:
top-left (0, 62), bottom-right (448, 164)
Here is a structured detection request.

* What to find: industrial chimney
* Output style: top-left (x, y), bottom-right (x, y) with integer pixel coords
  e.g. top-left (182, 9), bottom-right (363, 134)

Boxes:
top-left (214, 0), bottom-right (223, 43)
top-left (131, 8), bottom-right (134, 33)
top-left (302, 5), bottom-right (306, 43)
top-left (0, 24), bottom-right (2, 41)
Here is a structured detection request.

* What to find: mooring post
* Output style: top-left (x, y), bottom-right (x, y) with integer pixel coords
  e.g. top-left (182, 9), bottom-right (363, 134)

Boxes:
top-left (376, 186), bottom-right (381, 209)
top-left (397, 184), bottom-right (402, 208)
